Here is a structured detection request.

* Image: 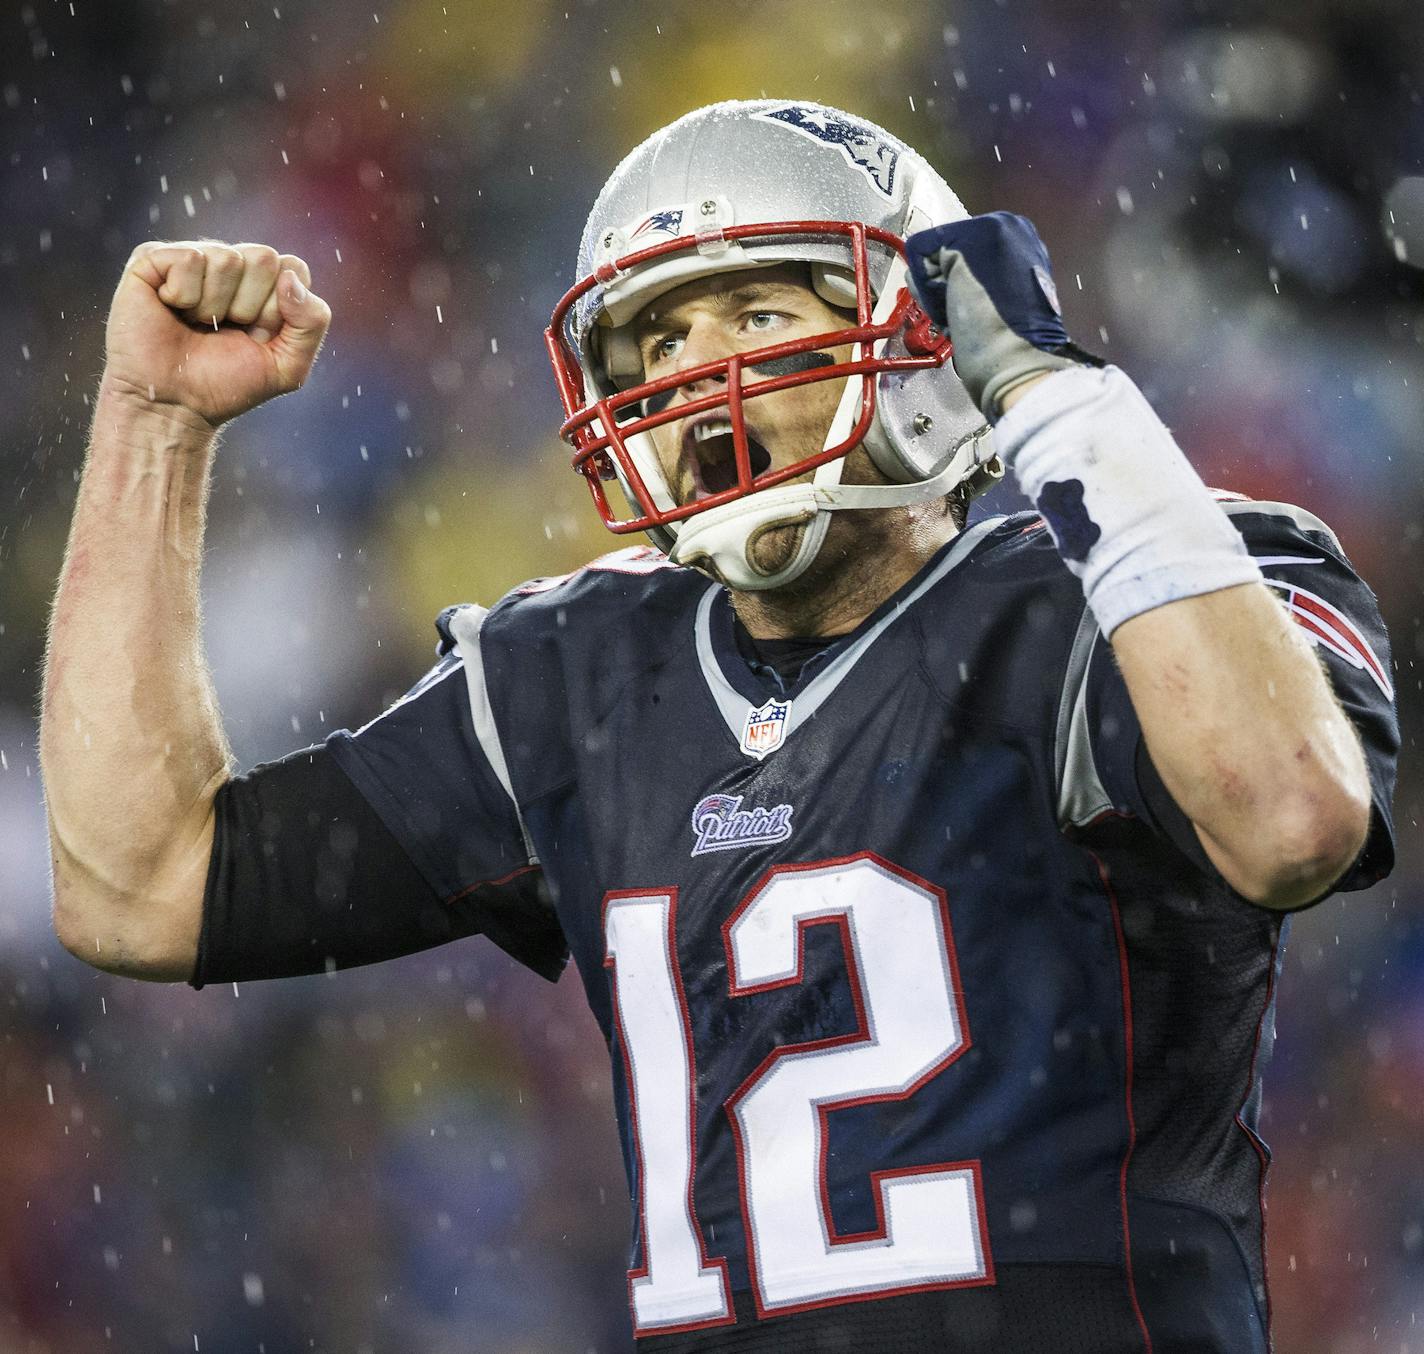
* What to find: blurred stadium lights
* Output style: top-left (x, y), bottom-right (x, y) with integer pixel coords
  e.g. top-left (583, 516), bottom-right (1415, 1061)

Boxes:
top-left (1162, 27), bottom-right (1324, 125)
top-left (1383, 174), bottom-right (1424, 268)
top-left (1237, 161), bottom-right (1369, 293)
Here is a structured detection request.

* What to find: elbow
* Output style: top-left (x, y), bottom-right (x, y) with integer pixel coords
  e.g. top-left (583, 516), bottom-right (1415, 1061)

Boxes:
top-left (52, 881), bottom-right (200, 982)
top-left (50, 855), bottom-right (120, 972)
top-left (51, 887), bottom-right (91, 965)
top-left (49, 832), bottom-right (100, 964)
top-left (1227, 781), bottom-right (1372, 910)
top-left (48, 830), bottom-right (205, 983)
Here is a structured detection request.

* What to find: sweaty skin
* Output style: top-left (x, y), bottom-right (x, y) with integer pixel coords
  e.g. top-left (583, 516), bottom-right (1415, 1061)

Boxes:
top-left (632, 263), bottom-right (960, 641)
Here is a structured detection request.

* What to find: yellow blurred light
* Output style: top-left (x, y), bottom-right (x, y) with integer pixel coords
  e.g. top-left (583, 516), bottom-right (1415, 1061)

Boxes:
top-left (377, 0), bottom-right (558, 99)
top-left (383, 439), bottom-right (619, 647)
top-left (602, 1), bottom-right (923, 151)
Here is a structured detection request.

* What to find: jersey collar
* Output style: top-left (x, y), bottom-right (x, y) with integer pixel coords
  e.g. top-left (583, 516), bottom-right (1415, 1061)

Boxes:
top-left (694, 516), bottom-right (1004, 758)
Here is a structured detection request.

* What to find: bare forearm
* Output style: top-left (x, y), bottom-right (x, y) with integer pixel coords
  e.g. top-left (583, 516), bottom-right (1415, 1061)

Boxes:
top-left (42, 240), bottom-right (329, 978)
top-left (1112, 582), bottom-right (1370, 906)
top-left (925, 235), bottom-right (1370, 905)
top-left (41, 383), bottom-right (228, 965)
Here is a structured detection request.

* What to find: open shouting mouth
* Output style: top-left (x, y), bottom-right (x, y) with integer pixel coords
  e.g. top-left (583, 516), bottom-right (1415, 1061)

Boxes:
top-left (680, 416), bottom-right (773, 500)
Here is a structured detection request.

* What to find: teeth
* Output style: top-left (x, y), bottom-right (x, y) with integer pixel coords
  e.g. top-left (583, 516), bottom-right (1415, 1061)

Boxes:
top-left (693, 420), bottom-right (734, 443)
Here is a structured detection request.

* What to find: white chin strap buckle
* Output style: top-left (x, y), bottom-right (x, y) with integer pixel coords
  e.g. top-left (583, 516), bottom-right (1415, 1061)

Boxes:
top-left (669, 481), bottom-right (833, 591)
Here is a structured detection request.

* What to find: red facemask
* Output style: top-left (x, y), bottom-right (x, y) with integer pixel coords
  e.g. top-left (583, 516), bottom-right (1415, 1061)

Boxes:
top-left (546, 220), bottom-right (952, 537)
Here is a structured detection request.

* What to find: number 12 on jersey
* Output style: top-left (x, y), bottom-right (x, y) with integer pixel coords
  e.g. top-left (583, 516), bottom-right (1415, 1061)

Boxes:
top-left (603, 854), bottom-right (994, 1335)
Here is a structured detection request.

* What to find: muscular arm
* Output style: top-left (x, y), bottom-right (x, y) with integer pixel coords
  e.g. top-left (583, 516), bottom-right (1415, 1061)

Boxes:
top-left (1110, 585), bottom-right (1369, 908)
top-left (40, 240), bottom-right (330, 979)
top-left (1001, 376), bottom-right (1371, 909)
top-left (909, 216), bottom-right (1376, 910)
top-left (42, 392), bottom-right (226, 978)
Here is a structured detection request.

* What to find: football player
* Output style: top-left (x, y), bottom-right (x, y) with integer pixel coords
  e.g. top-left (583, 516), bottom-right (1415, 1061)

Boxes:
top-left (42, 101), bottom-right (1397, 1352)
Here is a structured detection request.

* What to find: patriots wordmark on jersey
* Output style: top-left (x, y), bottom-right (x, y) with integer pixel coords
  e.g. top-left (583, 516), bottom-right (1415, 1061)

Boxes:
top-left (194, 502), bottom-right (1396, 1353)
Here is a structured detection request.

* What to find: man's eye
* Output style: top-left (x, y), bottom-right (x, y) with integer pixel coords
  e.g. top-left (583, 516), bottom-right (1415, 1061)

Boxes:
top-left (649, 334), bottom-right (684, 362)
top-left (745, 312), bottom-right (785, 332)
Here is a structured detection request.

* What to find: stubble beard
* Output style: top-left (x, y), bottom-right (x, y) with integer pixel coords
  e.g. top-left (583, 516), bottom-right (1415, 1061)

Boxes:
top-left (732, 505), bottom-right (912, 636)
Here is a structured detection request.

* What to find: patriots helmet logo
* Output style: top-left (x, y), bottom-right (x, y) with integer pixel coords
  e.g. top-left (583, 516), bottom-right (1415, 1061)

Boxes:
top-left (630, 208), bottom-right (685, 241)
top-left (756, 104), bottom-right (900, 199)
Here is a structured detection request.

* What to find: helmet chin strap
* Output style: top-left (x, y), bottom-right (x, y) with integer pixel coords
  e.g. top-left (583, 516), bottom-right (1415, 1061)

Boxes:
top-left (667, 435), bottom-right (994, 588)
top-left (668, 482), bottom-right (833, 590)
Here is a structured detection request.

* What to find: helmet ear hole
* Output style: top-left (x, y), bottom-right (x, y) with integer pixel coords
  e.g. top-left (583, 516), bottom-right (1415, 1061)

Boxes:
top-left (599, 326), bottom-right (643, 386)
top-left (811, 262), bottom-right (858, 310)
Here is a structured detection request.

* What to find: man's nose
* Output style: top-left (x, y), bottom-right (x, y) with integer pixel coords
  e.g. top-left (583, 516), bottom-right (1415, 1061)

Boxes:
top-left (673, 319), bottom-right (731, 394)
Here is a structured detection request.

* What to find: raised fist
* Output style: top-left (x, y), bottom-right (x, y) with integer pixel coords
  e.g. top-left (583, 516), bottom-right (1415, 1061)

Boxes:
top-left (905, 213), bottom-right (1101, 421)
top-left (102, 239), bottom-right (332, 427)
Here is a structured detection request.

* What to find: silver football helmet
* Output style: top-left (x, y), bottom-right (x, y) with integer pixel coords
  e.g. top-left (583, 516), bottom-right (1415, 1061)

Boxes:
top-left (546, 99), bottom-right (1001, 590)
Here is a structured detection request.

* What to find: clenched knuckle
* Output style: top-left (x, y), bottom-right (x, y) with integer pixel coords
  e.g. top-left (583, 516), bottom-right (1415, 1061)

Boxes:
top-left (197, 242), bottom-right (236, 269)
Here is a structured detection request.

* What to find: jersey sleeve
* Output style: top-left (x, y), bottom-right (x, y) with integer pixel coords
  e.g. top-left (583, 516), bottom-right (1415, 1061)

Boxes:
top-left (193, 613), bottom-right (569, 987)
top-left (1059, 500), bottom-right (1399, 901)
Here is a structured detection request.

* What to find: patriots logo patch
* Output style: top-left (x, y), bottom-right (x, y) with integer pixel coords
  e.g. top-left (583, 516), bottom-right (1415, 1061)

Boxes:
top-left (690, 793), bottom-right (794, 856)
top-left (755, 104), bottom-right (899, 199)
top-left (630, 208), bottom-right (685, 241)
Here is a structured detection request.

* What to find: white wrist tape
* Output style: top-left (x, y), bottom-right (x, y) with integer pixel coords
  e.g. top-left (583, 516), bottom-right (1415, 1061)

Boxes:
top-left (995, 365), bottom-right (1262, 637)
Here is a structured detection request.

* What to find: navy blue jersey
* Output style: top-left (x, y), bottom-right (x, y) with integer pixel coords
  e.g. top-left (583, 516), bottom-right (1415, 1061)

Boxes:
top-left (223, 502), bottom-right (1397, 1352)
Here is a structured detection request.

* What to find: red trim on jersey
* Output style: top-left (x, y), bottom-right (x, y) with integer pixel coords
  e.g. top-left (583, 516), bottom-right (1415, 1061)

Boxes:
top-left (513, 545), bottom-right (675, 595)
top-left (1078, 807), bottom-right (1137, 830)
top-left (720, 851), bottom-right (994, 1321)
top-left (1286, 588), bottom-right (1392, 697)
top-left (1234, 923), bottom-right (1283, 1341)
top-left (1260, 575), bottom-right (1393, 700)
top-left (1289, 608), bottom-right (1347, 654)
top-left (603, 888), bottom-right (735, 1338)
top-left (443, 861), bottom-right (541, 905)
top-left (1090, 851), bottom-right (1155, 1354)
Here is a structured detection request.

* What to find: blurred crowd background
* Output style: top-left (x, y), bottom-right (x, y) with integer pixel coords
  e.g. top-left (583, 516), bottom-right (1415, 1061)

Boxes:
top-left (2, 0), bottom-right (1422, 1349)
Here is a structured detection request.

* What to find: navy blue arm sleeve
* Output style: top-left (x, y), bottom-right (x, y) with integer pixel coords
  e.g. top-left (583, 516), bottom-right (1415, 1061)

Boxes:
top-left (196, 741), bottom-right (481, 984)
top-left (1083, 502), bottom-right (1399, 904)
top-left (191, 650), bottom-right (569, 987)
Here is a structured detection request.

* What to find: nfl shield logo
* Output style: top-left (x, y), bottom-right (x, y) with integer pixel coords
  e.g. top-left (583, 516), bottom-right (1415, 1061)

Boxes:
top-left (740, 698), bottom-right (791, 759)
